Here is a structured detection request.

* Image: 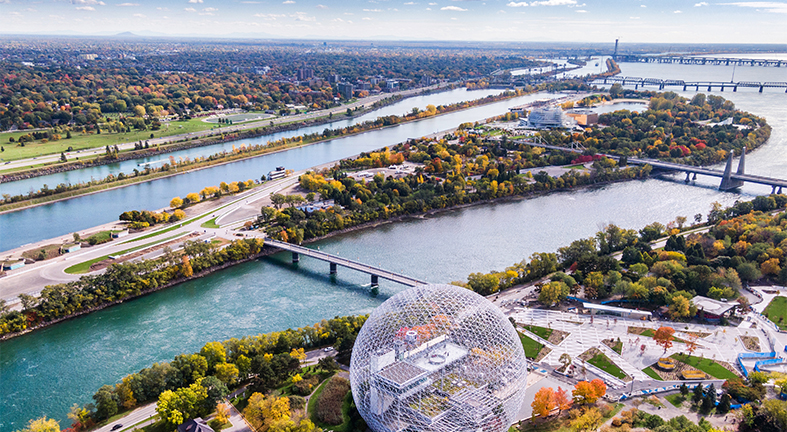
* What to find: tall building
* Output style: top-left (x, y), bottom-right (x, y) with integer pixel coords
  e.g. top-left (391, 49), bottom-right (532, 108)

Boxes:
top-left (337, 82), bottom-right (354, 99)
top-left (297, 68), bottom-right (314, 80)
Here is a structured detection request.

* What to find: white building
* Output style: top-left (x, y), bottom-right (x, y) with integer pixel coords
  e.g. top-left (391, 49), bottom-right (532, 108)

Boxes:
top-left (520, 107), bottom-right (577, 129)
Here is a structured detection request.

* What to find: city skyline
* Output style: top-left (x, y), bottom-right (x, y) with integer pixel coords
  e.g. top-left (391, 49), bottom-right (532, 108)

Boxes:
top-left (1, 0), bottom-right (786, 44)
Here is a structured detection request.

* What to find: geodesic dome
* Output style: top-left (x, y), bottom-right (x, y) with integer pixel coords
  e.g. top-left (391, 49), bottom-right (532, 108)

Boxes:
top-left (350, 284), bottom-right (528, 432)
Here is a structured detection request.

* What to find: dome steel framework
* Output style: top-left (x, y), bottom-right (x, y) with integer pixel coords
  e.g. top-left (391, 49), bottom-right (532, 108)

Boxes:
top-left (350, 284), bottom-right (528, 432)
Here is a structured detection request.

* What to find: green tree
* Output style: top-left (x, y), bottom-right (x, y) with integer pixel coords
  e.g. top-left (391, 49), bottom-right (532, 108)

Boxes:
top-left (200, 341), bottom-right (227, 371)
top-left (467, 272), bottom-right (500, 295)
top-left (93, 384), bottom-right (119, 420)
top-left (199, 375), bottom-right (229, 413)
top-left (539, 281), bottom-right (569, 306)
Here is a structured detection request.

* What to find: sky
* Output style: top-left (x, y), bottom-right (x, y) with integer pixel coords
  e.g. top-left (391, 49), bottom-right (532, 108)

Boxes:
top-left (0, 0), bottom-right (785, 44)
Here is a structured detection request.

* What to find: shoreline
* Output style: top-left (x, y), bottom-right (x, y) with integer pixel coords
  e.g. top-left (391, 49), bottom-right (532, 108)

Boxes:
top-left (0, 174), bottom-right (644, 342)
top-left (0, 88), bottom-right (524, 215)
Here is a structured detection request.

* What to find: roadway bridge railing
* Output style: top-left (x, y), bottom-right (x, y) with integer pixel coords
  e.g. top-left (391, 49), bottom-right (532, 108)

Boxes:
top-left (590, 76), bottom-right (787, 93)
top-left (263, 238), bottom-right (427, 287)
top-left (615, 55), bottom-right (785, 68)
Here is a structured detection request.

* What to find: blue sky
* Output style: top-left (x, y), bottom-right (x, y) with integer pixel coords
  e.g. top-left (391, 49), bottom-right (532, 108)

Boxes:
top-left (1, 0), bottom-right (785, 43)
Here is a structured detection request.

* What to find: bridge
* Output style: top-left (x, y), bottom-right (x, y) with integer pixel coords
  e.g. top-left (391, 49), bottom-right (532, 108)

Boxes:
top-left (263, 238), bottom-right (427, 287)
top-left (513, 139), bottom-right (787, 193)
top-left (614, 55), bottom-right (785, 68)
top-left (591, 76), bottom-right (787, 93)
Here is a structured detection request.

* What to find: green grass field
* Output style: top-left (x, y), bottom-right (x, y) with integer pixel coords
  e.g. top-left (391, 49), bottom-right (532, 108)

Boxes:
top-left (0, 118), bottom-right (215, 162)
top-left (665, 393), bottom-right (686, 408)
top-left (670, 353), bottom-right (738, 380)
top-left (587, 352), bottom-right (628, 380)
top-left (523, 324), bottom-right (553, 340)
top-left (642, 366), bottom-right (663, 381)
top-left (65, 233), bottom-right (186, 274)
top-left (518, 332), bottom-right (544, 359)
top-left (764, 296), bottom-right (787, 330)
top-left (201, 217), bottom-right (221, 229)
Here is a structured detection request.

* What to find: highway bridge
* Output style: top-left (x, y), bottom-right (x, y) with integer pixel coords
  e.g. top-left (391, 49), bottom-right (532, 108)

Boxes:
top-left (614, 55), bottom-right (785, 67)
top-left (591, 76), bottom-right (787, 93)
top-left (513, 139), bottom-right (786, 193)
top-left (262, 238), bottom-right (427, 287)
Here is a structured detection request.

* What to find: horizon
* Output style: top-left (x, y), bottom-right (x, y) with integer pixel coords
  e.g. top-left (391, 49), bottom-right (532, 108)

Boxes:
top-left (1, 0), bottom-right (786, 45)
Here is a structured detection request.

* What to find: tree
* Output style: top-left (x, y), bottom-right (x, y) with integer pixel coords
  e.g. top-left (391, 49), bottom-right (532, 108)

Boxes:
top-left (569, 407), bottom-right (602, 432)
top-left (572, 379), bottom-right (605, 405)
top-left (685, 332), bottom-right (700, 356)
top-left (531, 387), bottom-right (556, 419)
top-left (467, 272), bottom-right (500, 295)
top-left (559, 353), bottom-right (572, 370)
top-left (200, 341), bottom-right (227, 370)
top-left (244, 393), bottom-right (292, 431)
top-left (181, 255), bottom-right (193, 277)
top-left (17, 417), bottom-right (60, 432)
top-left (680, 383), bottom-right (689, 397)
top-left (93, 385), bottom-right (118, 420)
top-left (270, 194), bottom-right (286, 209)
top-left (214, 363), bottom-right (239, 385)
top-left (539, 281), bottom-right (570, 306)
top-left (692, 384), bottom-right (704, 404)
top-left (60, 152), bottom-right (67, 162)
top-left (260, 206), bottom-right (277, 223)
top-left (170, 197), bottom-right (183, 209)
top-left (653, 326), bottom-right (675, 353)
top-left (669, 295), bottom-right (693, 320)
top-left (156, 381), bottom-right (208, 428)
top-left (762, 258), bottom-right (782, 277)
top-left (554, 387), bottom-right (573, 415)
top-left (200, 375), bottom-right (229, 412)
top-left (717, 393), bottom-right (731, 414)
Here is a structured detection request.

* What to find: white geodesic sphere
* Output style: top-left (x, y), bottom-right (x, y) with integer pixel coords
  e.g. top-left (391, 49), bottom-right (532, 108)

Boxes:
top-left (350, 284), bottom-right (527, 432)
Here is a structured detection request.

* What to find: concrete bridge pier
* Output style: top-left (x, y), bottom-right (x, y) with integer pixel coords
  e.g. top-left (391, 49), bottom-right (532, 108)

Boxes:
top-left (733, 86), bottom-right (738, 92)
top-left (292, 252), bottom-right (300, 263)
top-left (371, 275), bottom-right (379, 287)
top-left (330, 262), bottom-right (337, 274)
top-left (760, 86), bottom-right (764, 93)
top-left (683, 85), bottom-right (687, 91)
top-left (693, 173), bottom-right (697, 181)
top-left (685, 172), bottom-right (691, 183)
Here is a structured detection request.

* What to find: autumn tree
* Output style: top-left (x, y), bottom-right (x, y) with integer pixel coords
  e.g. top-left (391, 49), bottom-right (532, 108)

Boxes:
top-left (539, 281), bottom-right (570, 306)
top-left (170, 197), bottom-right (183, 209)
top-left (572, 379), bottom-right (606, 405)
top-left (653, 326), bottom-right (675, 353)
top-left (685, 332), bottom-right (700, 356)
top-left (554, 386), bottom-right (573, 415)
top-left (181, 255), bottom-right (194, 277)
top-left (531, 387), bottom-right (556, 419)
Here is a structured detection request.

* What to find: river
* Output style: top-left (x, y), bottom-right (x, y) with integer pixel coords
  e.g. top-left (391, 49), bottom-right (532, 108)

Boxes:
top-left (0, 90), bottom-right (563, 252)
top-left (1, 57), bottom-right (786, 430)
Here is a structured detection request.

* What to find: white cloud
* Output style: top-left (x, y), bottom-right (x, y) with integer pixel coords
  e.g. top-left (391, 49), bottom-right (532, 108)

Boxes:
top-left (441, 5), bottom-right (467, 10)
top-left (530, 0), bottom-right (577, 5)
top-left (156, 7), bottom-right (169, 10)
top-left (674, 9), bottom-right (682, 13)
top-left (629, 16), bottom-right (640, 19)
top-left (76, 6), bottom-right (95, 10)
top-left (8, 10), bottom-right (22, 15)
top-left (363, 8), bottom-right (382, 11)
top-left (575, 9), bottom-right (586, 12)
top-left (694, 1), bottom-right (708, 5)
top-left (255, 13), bottom-right (285, 19)
top-left (404, 1), bottom-right (416, 3)
top-left (184, 7), bottom-right (196, 11)
top-left (241, 1), bottom-right (261, 3)
top-left (362, 16), bottom-right (372, 19)
top-left (507, 1), bottom-right (528, 6)
top-left (721, 2), bottom-right (787, 13)
top-left (203, 7), bottom-right (217, 11)
top-left (117, 2), bottom-right (138, 6)
top-left (72, 0), bottom-right (105, 5)
top-left (429, 2), bottom-right (437, 4)
top-left (187, 0), bottom-right (203, 3)
top-left (283, 0), bottom-right (295, 3)
top-left (293, 11), bottom-right (315, 20)
top-left (132, 12), bottom-right (145, 16)
top-left (316, 4), bottom-right (328, 8)
top-left (640, 4), bottom-right (646, 7)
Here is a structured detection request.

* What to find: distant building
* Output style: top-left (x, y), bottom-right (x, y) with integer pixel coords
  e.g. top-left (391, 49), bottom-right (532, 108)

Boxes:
top-left (268, 166), bottom-right (288, 180)
top-left (420, 76), bottom-right (433, 86)
top-left (583, 302), bottom-right (652, 320)
top-left (385, 81), bottom-right (400, 92)
top-left (691, 296), bottom-right (738, 323)
top-left (370, 77), bottom-right (381, 85)
top-left (328, 74), bottom-right (341, 83)
top-left (296, 199), bottom-right (337, 213)
top-left (77, 54), bottom-right (98, 61)
top-left (565, 110), bottom-right (599, 126)
top-left (177, 418), bottom-right (214, 432)
top-left (1, 260), bottom-right (25, 271)
top-left (297, 68), bottom-right (314, 80)
top-left (359, 82), bottom-right (371, 91)
top-left (337, 82), bottom-right (354, 99)
top-left (521, 107), bottom-right (576, 129)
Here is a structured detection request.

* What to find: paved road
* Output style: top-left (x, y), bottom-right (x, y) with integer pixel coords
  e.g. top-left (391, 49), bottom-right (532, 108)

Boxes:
top-left (2, 84), bottom-right (450, 171)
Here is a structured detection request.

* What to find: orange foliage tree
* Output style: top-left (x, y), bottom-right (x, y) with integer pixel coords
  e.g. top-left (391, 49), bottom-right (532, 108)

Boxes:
top-left (531, 387), bottom-right (556, 419)
top-left (653, 326), bottom-right (675, 354)
top-left (572, 379), bottom-right (607, 405)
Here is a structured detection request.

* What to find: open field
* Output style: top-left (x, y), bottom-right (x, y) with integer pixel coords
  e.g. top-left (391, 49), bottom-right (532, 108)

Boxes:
top-left (670, 353), bottom-right (738, 380)
top-left (763, 296), bottom-right (787, 330)
top-left (587, 352), bottom-right (628, 380)
top-left (519, 332), bottom-right (545, 359)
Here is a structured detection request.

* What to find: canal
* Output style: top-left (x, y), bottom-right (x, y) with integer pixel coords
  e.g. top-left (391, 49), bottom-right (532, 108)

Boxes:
top-left (1, 58), bottom-right (786, 430)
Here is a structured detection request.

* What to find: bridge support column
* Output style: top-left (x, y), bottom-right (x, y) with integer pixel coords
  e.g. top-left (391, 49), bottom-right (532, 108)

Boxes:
top-left (773, 185), bottom-right (778, 194)
top-left (760, 86), bottom-right (764, 93)
top-left (371, 275), bottom-right (379, 287)
top-left (685, 172), bottom-right (691, 183)
top-left (779, 187), bottom-right (783, 194)
top-left (734, 86), bottom-right (737, 92)
top-left (330, 262), bottom-right (337, 275)
top-left (292, 252), bottom-right (299, 263)
top-left (720, 150), bottom-right (745, 191)
top-left (683, 85), bottom-right (687, 91)
top-left (693, 173), bottom-right (697, 181)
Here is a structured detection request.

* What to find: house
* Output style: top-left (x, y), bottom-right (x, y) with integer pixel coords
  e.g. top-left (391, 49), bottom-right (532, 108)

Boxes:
top-left (177, 418), bottom-right (214, 432)
top-left (691, 296), bottom-right (738, 323)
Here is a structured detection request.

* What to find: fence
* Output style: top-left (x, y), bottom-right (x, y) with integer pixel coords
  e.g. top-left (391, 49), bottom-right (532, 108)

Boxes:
top-left (737, 351), bottom-right (777, 377)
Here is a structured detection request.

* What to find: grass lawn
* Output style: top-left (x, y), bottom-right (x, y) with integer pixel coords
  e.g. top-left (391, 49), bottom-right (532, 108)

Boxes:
top-left (65, 233), bottom-right (186, 274)
top-left (665, 393), bottom-right (687, 408)
top-left (201, 217), bottom-right (221, 229)
top-left (0, 118), bottom-right (216, 161)
top-left (642, 366), bottom-right (663, 381)
top-left (21, 243), bottom-right (63, 261)
top-left (763, 296), bottom-right (787, 330)
top-left (519, 332), bottom-right (544, 359)
top-left (671, 353), bottom-right (738, 380)
top-left (85, 230), bottom-right (113, 245)
top-left (522, 324), bottom-right (553, 341)
top-left (565, 164), bottom-right (587, 169)
top-left (587, 353), bottom-right (628, 380)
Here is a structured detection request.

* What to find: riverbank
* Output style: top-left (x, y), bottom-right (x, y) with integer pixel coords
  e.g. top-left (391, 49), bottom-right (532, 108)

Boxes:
top-left (0, 88), bottom-right (531, 214)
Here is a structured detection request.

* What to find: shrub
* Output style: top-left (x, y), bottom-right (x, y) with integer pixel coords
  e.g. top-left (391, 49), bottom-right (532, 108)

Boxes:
top-left (316, 376), bottom-right (351, 425)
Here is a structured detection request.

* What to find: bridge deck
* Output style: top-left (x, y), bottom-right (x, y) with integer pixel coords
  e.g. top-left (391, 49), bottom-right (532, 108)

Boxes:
top-left (264, 238), bottom-right (427, 287)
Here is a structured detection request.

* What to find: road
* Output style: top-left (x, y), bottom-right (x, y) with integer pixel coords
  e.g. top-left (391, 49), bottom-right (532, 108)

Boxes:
top-left (2, 84), bottom-right (451, 172)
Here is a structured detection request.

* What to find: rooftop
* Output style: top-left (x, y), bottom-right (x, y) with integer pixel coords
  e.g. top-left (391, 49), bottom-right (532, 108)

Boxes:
top-left (377, 361), bottom-right (427, 386)
top-left (691, 295), bottom-right (738, 315)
